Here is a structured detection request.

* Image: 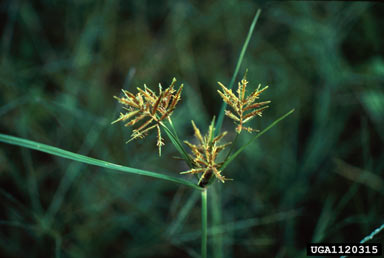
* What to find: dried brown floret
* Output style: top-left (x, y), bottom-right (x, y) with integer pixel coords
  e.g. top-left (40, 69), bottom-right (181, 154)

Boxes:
top-left (112, 78), bottom-right (183, 156)
top-left (217, 74), bottom-right (270, 133)
top-left (180, 120), bottom-right (231, 187)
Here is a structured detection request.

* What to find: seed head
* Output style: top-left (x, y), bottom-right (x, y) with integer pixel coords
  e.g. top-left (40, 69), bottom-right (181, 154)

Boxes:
top-left (112, 78), bottom-right (183, 156)
top-left (180, 119), bottom-right (231, 187)
top-left (217, 73), bottom-right (270, 133)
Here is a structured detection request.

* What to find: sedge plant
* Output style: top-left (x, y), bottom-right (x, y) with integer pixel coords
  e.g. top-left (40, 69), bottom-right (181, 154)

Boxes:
top-left (110, 71), bottom-right (293, 257)
top-left (0, 9), bottom-right (297, 257)
top-left (107, 8), bottom-right (295, 256)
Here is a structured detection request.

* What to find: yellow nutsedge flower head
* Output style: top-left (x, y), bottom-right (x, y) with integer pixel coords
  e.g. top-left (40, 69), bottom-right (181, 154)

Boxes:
top-left (112, 78), bottom-right (183, 156)
top-left (180, 119), bottom-right (232, 187)
top-left (217, 72), bottom-right (270, 134)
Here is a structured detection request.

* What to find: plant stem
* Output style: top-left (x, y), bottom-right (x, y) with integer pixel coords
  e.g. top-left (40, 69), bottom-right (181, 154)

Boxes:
top-left (211, 185), bottom-right (223, 258)
top-left (340, 223), bottom-right (384, 258)
top-left (201, 189), bottom-right (208, 258)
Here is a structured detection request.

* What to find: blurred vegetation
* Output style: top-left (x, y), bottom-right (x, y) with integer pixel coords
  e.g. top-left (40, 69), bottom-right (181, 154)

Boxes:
top-left (1, 0), bottom-right (384, 257)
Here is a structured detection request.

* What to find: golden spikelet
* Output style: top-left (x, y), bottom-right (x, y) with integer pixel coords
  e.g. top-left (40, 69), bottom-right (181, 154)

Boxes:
top-left (217, 73), bottom-right (270, 133)
top-left (180, 120), bottom-right (231, 187)
top-left (112, 78), bottom-right (183, 156)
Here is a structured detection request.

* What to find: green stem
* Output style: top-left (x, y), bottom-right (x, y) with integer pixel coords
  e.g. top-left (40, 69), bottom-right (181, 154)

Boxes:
top-left (211, 185), bottom-right (223, 258)
top-left (201, 189), bottom-right (208, 258)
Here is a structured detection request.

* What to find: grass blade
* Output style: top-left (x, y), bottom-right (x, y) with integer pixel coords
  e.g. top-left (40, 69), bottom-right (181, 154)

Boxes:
top-left (340, 223), bottom-right (384, 258)
top-left (221, 109), bottom-right (295, 171)
top-left (168, 191), bottom-right (200, 236)
top-left (0, 133), bottom-right (203, 190)
top-left (360, 223), bottom-right (384, 244)
top-left (215, 9), bottom-right (262, 134)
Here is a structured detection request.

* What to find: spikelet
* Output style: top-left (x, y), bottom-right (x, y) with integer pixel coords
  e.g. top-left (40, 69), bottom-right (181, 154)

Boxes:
top-left (180, 119), bottom-right (231, 187)
top-left (217, 72), bottom-right (270, 133)
top-left (112, 78), bottom-right (183, 156)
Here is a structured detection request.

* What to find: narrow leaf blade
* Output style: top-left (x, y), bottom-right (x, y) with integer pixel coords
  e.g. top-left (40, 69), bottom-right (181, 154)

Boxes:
top-left (0, 133), bottom-right (202, 190)
top-left (221, 109), bottom-right (295, 171)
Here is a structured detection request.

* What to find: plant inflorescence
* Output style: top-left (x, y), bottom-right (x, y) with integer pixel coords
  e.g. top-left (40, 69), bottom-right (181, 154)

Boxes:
top-left (217, 74), bottom-right (270, 134)
top-left (112, 78), bottom-right (183, 156)
top-left (113, 72), bottom-right (270, 187)
top-left (181, 120), bottom-right (231, 187)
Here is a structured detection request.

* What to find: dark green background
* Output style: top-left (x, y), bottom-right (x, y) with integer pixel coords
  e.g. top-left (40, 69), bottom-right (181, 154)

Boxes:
top-left (1, 1), bottom-right (383, 257)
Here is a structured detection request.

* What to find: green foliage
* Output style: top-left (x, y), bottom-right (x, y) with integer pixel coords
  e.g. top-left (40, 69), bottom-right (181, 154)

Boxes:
top-left (0, 133), bottom-right (202, 190)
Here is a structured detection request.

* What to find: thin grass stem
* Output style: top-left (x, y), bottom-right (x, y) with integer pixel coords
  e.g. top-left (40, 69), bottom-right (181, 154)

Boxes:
top-left (340, 222), bottom-right (384, 258)
top-left (211, 185), bottom-right (223, 258)
top-left (201, 189), bottom-right (208, 258)
top-left (360, 223), bottom-right (384, 243)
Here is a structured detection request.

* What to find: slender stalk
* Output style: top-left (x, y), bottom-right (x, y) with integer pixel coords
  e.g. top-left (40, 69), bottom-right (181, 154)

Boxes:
top-left (360, 223), bottom-right (384, 243)
top-left (211, 185), bottom-right (223, 258)
top-left (201, 189), bottom-right (208, 258)
top-left (340, 223), bottom-right (384, 258)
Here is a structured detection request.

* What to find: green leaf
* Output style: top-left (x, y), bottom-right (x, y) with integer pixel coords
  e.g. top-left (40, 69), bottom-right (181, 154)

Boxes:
top-left (221, 109), bottom-right (295, 171)
top-left (0, 133), bottom-right (203, 190)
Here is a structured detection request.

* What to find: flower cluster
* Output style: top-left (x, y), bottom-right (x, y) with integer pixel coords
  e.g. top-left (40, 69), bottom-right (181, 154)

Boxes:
top-left (180, 120), bottom-right (231, 187)
top-left (113, 71), bottom-right (271, 186)
top-left (217, 75), bottom-right (270, 133)
top-left (112, 78), bottom-right (183, 155)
